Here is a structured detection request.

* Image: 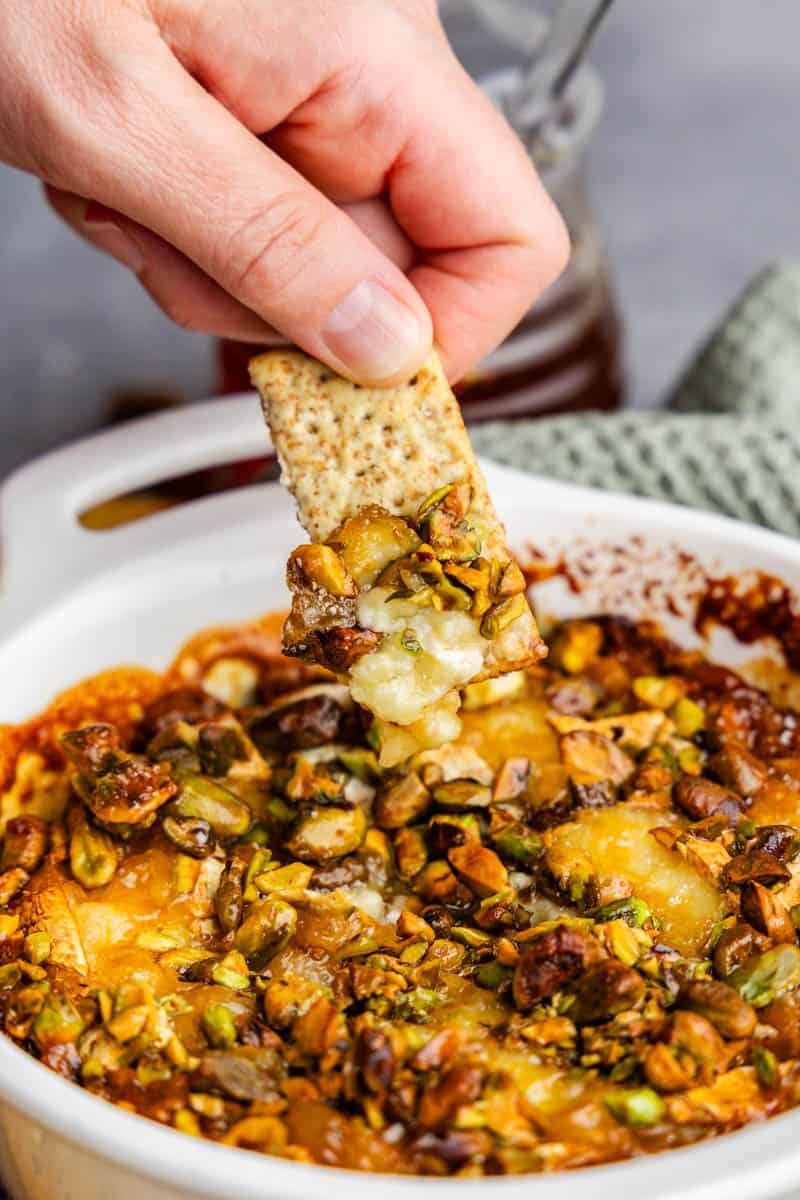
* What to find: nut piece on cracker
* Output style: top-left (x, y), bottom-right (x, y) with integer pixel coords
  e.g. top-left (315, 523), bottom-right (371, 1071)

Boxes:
top-left (250, 348), bottom-right (545, 764)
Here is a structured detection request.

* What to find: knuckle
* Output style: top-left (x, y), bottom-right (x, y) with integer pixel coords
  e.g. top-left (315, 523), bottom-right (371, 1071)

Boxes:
top-left (221, 193), bottom-right (328, 304)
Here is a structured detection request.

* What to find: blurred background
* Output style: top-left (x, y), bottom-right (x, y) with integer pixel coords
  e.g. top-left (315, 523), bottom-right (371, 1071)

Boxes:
top-left (0, 0), bottom-right (798, 480)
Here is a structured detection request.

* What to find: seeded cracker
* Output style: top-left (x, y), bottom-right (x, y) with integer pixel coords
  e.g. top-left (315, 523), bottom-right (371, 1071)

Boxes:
top-left (250, 349), bottom-right (544, 742)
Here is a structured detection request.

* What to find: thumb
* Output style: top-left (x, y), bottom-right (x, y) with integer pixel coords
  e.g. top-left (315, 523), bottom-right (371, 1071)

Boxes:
top-left (79, 45), bottom-right (432, 384)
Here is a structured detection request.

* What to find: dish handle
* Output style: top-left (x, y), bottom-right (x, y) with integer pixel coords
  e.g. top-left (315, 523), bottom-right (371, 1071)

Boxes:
top-left (0, 393), bottom-right (271, 607)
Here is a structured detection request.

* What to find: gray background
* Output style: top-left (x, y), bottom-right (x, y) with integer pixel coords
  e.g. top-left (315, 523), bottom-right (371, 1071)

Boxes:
top-left (0, 0), bottom-right (798, 479)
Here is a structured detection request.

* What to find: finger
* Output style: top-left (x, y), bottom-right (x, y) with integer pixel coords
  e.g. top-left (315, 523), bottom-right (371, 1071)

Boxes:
top-left (341, 199), bottom-right (417, 275)
top-left (62, 30), bottom-right (432, 385)
top-left (44, 186), bottom-right (283, 342)
top-left (46, 187), bottom-right (417, 347)
top-left (278, 52), bottom-right (570, 380)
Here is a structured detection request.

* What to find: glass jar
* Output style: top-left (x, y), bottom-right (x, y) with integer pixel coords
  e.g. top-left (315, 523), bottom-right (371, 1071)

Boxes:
top-left (219, 1), bottom-right (623, 420)
top-left (455, 61), bottom-right (623, 420)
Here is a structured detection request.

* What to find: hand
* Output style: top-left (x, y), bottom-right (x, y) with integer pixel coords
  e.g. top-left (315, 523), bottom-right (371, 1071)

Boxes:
top-left (0, 0), bottom-right (569, 385)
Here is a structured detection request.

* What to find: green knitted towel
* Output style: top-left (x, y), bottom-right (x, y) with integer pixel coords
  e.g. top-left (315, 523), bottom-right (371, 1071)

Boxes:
top-left (472, 264), bottom-right (800, 535)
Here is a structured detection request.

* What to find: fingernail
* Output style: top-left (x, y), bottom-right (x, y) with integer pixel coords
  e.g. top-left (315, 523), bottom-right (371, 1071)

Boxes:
top-left (321, 280), bottom-right (428, 381)
top-left (83, 202), bottom-right (146, 275)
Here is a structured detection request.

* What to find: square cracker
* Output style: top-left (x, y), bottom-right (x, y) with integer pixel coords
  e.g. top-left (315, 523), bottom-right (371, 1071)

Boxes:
top-left (250, 348), bottom-right (543, 674)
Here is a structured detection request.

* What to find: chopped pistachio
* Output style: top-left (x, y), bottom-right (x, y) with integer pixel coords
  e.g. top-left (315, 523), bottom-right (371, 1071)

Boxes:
top-left (395, 986), bottom-right (440, 1023)
top-left (374, 773), bottom-right (430, 830)
top-left (159, 947), bottom-right (214, 972)
top-left (632, 676), bottom-right (686, 710)
top-left (70, 819), bottom-right (117, 889)
top-left (107, 1004), bottom-right (150, 1043)
top-left (462, 672), bottom-right (527, 711)
top-left (211, 950), bottom-right (251, 991)
top-left (480, 595), bottom-right (526, 640)
top-left (197, 724), bottom-right (248, 777)
top-left (396, 911), bottom-right (435, 942)
top-left (202, 1003), bottom-right (238, 1049)
top-left (448, 844), bottom-right (509, 898)
top-left (753, 1045), bottom-right (778, 1088)
top-left (603, 920), bottom-right (646, 967)
top-left (401, 629), bottom-right (423, 655)
top-left (24, 931), bottom-right (51, 966)
top-left (162, 815), bottom-right (216, 859)
top-left (671, 697), bottom-right (706, 738)
top-left (216, 857), bottom-right (246, 933)
top-left (591, 897), bottom-right (654, 929)
top-left (550, 621), bottom-right (603, 674)
top-left (427, 812), bottom-right (481, 856)
top-left (243, 848), bottom-right (273, 902)
top-left (175, 1108), bottom-right (202, 1137)
top-left (172, 854), bottom-right (201, 897)
top-left (394, 827), bottom-right (428, 879)
top-left (492, 757), bottom-right (532, 802)
top-left (137, 1061), bottom-right (172, 1086)
top-left (0, 964), bottom-right (21, 989)
top-left (189, 1093), bottom-right (226, 1119)
top-left (729, 944), bottom-right (800, 1008)
top-left (414, 859), bottom-right (460, 902)
top-left (399, 941), bottom-right (428, 965)
top-left (255, 862), bottom-right (313, 896)
top-left (475, 961), bottom-right (513, 990)
top-left (335, 509), bottom-right (421, 587)
top-left (170, 772), bottom-right (252, 839)
top-left (287, 805), bottom-right (366, 863)
top-left (235, 899), bottom-right (297, 971)
top-left (432, 780), bottom-right (491, 810)
top-left (605, 1087), bottom-right (665, 1127)
top-left (491, 822), bottom-right (543, 869)
top-left (451, 926), bottom-right (493, 948)
top-left (337, 749), bottom-right (381, 783)
top-left (290, 543), bottom-right (356, 597)
top-left (417, 484), bottom-right (456, 525)
top-left (242, 822), bottom-right (272, 847)
top-left (32, 994), bottom-right (85, 1048)
top-left (678, 745), bottom-right (704, 775)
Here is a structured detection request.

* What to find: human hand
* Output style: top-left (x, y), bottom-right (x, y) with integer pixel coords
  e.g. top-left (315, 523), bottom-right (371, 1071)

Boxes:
top-left (1, 0), bottom-right (569, 385)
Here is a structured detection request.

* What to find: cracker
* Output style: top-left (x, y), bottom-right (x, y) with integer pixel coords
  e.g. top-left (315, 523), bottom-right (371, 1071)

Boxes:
top-left (250, 349), bottom-right (500, 548)
top-left (250, 348), bottom-right (543, 679)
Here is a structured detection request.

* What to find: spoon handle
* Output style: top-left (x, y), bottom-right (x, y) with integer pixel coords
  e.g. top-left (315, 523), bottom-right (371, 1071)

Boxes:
top-left (511, 0), bottom-right (616, 126)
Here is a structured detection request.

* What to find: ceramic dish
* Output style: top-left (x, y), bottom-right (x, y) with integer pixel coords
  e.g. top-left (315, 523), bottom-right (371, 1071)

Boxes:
top-left (1, 395), bottom-right (800, 1200)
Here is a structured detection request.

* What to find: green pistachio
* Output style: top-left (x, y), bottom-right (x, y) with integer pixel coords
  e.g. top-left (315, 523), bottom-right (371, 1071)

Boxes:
top-left (70, 818), bottom-right (118, 889)
top-left (590, 897), bottom-right (655, 929)
top-left (202, 1004), bottom-right (238, 1049)
top-left (605, 1087), bottom-right (665, 1127)
top-left (235, 899), bottom-right (297, 971)
top-left (394, 986), bottom-right (440, 1023)
top-left (475, 962), bottom-right (514, 991)
top-left (169, 772), bottom-right (252, 839)
top-left (24, 932), bottom-right (51, 966)
top-left (729, 944), bottom-right (800, 1008)
top-left (480, 595), bottom-right (526, 640)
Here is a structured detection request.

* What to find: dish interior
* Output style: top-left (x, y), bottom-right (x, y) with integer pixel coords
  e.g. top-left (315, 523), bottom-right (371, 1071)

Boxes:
top-left (3, 580), bottom-right (800, 1176)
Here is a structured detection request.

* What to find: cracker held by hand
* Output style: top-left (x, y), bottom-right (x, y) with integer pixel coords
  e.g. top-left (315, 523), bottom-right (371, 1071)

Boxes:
top-left (250, 349), bottom-right (545, 763)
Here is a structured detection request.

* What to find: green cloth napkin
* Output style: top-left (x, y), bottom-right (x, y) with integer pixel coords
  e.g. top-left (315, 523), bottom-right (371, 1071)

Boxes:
top-left (472, 264), bottom-right (800, 537)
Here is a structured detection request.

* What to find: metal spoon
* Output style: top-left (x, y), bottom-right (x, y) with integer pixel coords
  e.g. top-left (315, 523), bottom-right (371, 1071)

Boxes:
top-left (467, 0), bottom-right (616, 129)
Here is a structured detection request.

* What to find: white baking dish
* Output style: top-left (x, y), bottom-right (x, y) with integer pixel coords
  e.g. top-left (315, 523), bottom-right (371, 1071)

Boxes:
top-left (2, 395), bottom-right (800, 1200)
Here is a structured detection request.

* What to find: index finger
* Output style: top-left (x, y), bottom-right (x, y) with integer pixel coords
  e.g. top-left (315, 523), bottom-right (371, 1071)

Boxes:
top-left (269, 36), bottom-right (569, 380)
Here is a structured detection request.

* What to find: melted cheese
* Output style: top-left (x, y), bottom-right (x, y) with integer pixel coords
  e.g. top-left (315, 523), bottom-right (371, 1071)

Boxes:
top-left (350, 588), bottom-right (486, 725)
